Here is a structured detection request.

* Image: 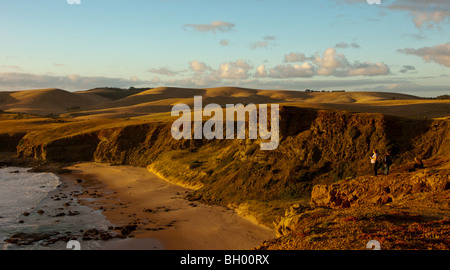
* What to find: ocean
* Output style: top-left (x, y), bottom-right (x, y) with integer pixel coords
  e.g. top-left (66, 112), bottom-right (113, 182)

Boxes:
top-left (0, 166), bottom-right (114, 250)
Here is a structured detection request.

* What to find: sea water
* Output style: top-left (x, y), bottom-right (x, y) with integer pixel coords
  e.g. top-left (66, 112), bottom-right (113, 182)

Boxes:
top-left (0, 167), bottom-right (113, 250)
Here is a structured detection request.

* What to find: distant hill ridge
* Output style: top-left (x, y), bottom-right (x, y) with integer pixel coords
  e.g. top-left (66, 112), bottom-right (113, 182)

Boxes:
top-left (1, 86), bottom-right (448, 119)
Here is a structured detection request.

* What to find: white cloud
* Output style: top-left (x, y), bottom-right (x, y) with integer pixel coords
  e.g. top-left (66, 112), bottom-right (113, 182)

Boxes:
top-left (275, 48), bottom-right (389, 78)
top-left (398, 42), bottom-right (450, 67)
top-left (284, 52), bottom-right (315, 63)
top-left (268, 63), bottom-right (316, 78)
top-left (215, 59), bottom-right (253, 80)
top-left (168, 74), bottom-right (220, 87)
top-left (315, 48), bottom-right (349, 75)
top-left (254, 65), bottom-right (268, 78)
top-left (338, 0), bottom-right (450, 29)
top-left (388, 0), bottom-right (450, 29)
top-left (183, 21), bottom-right (235, 33)
top-left (189, 60), bottom-right (210, 73)
top-left (0, 72), bottom-right (153, 91)
top-left (0, 49), bottom-right (391, 92)
top-left (67, 74), bottom-right (81, 83)
top-left (346, 62), bottom-right (391, 76)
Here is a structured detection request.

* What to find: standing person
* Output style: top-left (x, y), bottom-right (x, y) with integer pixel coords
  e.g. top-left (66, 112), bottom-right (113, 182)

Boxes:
top-left (370, 150), bottom-right (379, 176)
top-left (383, 152), bottom-right (392, 175)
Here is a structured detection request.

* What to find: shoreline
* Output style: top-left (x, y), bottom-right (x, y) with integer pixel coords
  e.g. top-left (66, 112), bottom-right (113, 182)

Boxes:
top-left (61, 162), bottom-right (275, 250)
top-left (0, 153), bottom-right (275, 250)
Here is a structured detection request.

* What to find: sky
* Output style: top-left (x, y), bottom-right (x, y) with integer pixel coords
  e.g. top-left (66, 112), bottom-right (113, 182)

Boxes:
top-left (0, 0), bottom-right (449, 97)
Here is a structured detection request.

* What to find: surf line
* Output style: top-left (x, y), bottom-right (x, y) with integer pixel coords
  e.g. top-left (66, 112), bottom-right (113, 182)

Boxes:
top-left (171, 96), bottom-right (280, 150)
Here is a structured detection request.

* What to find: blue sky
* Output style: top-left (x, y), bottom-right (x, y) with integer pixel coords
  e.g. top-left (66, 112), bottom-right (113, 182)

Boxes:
top-left (0, 0), bottom-right (449, 97)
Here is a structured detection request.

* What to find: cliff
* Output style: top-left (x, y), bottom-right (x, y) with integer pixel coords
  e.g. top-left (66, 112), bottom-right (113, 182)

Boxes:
top-left (8, 106), bottom-right (450, 230)
top-left (262, 163), bottom-right (450, 250)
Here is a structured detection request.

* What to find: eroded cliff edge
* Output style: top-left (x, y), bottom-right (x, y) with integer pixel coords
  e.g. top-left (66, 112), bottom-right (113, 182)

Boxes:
top-left (4, 106), bottom-right (450, 248)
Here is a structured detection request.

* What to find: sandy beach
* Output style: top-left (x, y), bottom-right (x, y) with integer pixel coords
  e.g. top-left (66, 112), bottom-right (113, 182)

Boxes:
top-left (62, 162), bottom-right (275, 250)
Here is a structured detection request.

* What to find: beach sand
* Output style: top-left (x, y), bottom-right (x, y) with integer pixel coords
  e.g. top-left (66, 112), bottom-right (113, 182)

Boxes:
top-left (62, 162), bottom-right (275, 250)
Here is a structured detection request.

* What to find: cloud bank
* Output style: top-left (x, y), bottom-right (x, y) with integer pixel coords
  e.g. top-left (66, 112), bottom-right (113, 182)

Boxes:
top-left (338, 0), bottom-right (450, 29)
top-left (398, 42), bottom-right (450, 67)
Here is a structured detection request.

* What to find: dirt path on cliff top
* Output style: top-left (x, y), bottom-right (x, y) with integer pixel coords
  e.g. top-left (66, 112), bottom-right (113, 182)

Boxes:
top-left (62, 162), bottom-right (275, 250)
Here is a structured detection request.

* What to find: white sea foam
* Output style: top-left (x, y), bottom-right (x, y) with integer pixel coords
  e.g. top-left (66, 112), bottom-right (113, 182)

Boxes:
top-left (0, 167), bottom-right (114, 250)
top-left (0, 167), bottom-right (60, 228)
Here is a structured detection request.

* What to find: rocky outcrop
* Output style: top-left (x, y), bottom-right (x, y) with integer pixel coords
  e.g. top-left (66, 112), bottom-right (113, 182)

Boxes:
top-left (271, 167), bottom-right (450, 239)
top-left (9, 107), bottom-right (450, 228)
top-left (310, 168), bottom-right (450, 209)
top-left (272, 204), bottom-right (317, 237)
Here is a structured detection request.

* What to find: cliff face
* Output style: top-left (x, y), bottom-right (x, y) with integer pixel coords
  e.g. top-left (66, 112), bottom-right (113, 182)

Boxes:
top-left (11, 106), bottom-right (450, 226)
top-left (0, 133), bottom-right (26, 152)
top-left (309, 166), bottom-right (450, 210)
top-left (265, 165), bottom-right (450, 249)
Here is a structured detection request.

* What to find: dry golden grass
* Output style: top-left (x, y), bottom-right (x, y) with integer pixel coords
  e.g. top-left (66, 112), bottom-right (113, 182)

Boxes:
top-left (0, 88), bottom-right (110, 115)
top-left (4, 87), bottom-right (443, 120)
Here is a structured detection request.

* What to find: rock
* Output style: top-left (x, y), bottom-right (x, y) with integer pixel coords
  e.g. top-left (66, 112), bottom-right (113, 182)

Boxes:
top-left (22, 212), bottom-right (30, 216)
top-left (68, 211), bottom-right (80, 216)
top-left (37, 210), bottom-right (45, 215)
top-left (273, 204), bottom-right (313, 237)
top-left (377, 195), bottom-right (392, 205)
top-left (426, 176), bottom-right (450, 192)
top-left (5, 232), bottom-right (57, 246)
top-left (310, 185), bottom-right (330, 207)
top-left (100, 233), bottom-right (112, 241)
top-left (311, 170), bottom-right (450, 209)
top-left (81, 228), bottom-right (116, 241)
top-left (75, 179), bottom-right (83, 184)
top-left (116, 225), bottom-right (138, 237)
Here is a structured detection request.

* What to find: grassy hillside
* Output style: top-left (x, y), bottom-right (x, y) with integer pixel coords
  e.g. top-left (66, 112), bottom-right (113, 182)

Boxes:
top-left (1, 87), bottom-right (449, 249)
top-left (4, 86), bottom-right (448, 119)
top-left (7, 105), bottom-right (450, 228)
top-left (0, 88), bottom-right (110, 116)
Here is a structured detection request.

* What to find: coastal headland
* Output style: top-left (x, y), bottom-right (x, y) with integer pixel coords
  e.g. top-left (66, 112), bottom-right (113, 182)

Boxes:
top-left (1, 87), bottom-right (449, 250)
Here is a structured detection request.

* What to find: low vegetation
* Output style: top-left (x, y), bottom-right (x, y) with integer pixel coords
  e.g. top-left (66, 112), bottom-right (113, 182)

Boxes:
top-left (1, 87), bottom-right (449, 250)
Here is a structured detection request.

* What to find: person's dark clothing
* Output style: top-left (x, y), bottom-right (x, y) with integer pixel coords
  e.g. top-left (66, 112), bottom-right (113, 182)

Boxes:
top-left (383, 154), bottom-right (392, 175)
top-left (373, 162), bottom-right (378, 176)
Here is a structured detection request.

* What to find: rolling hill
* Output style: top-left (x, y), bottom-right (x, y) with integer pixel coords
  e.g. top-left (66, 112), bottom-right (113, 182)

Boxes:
top-left (1, 86), bottom-right (449, 250)
top-left (0, 88), bottom-right (110, 116)
top-left (2, 86), bottom-right (447, 119)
